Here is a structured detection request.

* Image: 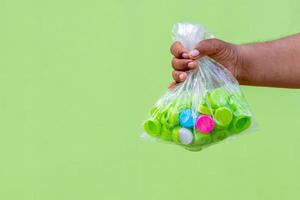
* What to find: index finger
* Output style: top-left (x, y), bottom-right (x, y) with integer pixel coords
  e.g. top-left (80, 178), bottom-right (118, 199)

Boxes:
top-left (170, 41), bottom-right (189, 58)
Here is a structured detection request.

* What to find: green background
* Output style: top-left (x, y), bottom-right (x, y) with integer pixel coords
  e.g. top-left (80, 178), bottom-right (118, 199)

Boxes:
top-left (1, 0), bottom-right (300, 199)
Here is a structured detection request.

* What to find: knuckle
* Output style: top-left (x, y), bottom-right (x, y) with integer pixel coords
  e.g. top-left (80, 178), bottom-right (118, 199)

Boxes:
top-left (170, 41), bottom-right (180, 55)
top-left (171, 57), bottom-right (176, 67)
top-left (170, 42), bottom-right (176, 53)
top-left (199, 38), bottom-right (227, 55)
top-left (184, 59), bottom-right (190, 65)
top-left (210, 39), bottom-right (224, 52)
top-left (175, 49), bottom-right (181, 57)
top-left (172, 71), bottom-right (178, 79)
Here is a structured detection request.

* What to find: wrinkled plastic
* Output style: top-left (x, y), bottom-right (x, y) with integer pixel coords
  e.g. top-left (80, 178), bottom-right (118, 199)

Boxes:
top-left (142, 23), bottom-right (255, 151)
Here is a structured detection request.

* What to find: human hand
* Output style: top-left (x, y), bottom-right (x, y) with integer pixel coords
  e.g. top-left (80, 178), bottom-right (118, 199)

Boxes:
top-left (169, 39), bottom-right (243, 88)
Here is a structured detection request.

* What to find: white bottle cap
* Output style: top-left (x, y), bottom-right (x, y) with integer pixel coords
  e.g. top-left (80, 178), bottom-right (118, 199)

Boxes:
top-left (179, 128), bottom-right (194, 145)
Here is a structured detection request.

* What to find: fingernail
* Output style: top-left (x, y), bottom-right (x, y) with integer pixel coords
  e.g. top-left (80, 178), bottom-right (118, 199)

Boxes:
top-left (182, 53), bottom-right (188, 58)
top-left (190, 49), bottom-right (200, 57)
top-left (188, 61), bottom-right (197, 69)
top-left (179, 73), bottom-right (186, 81)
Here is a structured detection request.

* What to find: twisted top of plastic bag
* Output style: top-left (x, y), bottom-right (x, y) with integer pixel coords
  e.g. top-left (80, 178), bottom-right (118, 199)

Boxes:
top-left (172, 23), bottom-right (213, 51)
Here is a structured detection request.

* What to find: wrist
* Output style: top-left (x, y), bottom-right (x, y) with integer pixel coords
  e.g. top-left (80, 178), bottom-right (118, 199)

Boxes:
top-left (235, 44), bottom-right (257, 85)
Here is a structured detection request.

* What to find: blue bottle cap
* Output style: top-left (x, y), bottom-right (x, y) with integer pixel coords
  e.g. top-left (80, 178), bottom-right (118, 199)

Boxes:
top-left (179, 109), bottom-right (197, 128)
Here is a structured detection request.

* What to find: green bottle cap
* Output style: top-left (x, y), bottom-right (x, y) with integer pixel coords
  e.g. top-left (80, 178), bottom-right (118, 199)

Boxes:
top-left (193, 130), bottom-right (212, 146)
top-left (160, 126), bottom-right (173, 142)
top-left (159, 108), bottom-right (179, 128)
top-left (167, 108), bottom-right (179, 126)
top-left (214, 107), bottom-right (233, 127)
top-left (160, 110), bottom-right (169, 126)
top-left (208, 87), bottom-right (230, 108)
top-left (149, 106), bottom-right (162, 122)
top-left (212, 130), bottom-right (228, 142)
top-left (144, 119), bottom-right (161, 137)
top-left (172, 126), bottom-right (181, 144)
top-left (230, 115), bottom-right (251, 133)
top-left (184, 130), bottom-right (211, 151)
top-left (197, 104), bottom-right (213, 115)
top-left (176, 103), bottom-right (192, 112)
top-left (228, 93), bottom-right (248, 111)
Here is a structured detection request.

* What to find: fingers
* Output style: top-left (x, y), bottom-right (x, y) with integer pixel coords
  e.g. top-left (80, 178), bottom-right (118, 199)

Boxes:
top-left (172, 71), bottom-right (187, 83)
top-left (189, 39), bottom-right (230, 59)
top-left (171, 57), bottom-right (198, 71)
top-left (169, 39), bottom-right (235, 88)
top-left (168, 82), bottom-right (177, 89)
top-left (170, 41), bottom-right (189, 58)
top-left (168, 70), bottom-right (188, 89)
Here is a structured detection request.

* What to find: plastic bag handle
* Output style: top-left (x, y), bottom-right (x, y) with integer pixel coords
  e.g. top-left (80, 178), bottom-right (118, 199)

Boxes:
top-left (172, 23), bottom-right (213, 51)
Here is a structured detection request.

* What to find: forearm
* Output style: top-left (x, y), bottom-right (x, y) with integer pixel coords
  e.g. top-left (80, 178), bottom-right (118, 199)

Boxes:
top-left (237, 34), bottom-right (300, 88)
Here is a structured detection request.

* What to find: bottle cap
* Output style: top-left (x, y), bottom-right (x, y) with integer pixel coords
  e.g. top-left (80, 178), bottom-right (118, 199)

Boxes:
top-left (160, 126), bottom-right (173, 142)
top-left (193, 130), bottom-right (212, 146)
top-left (230, 115), bottom-right (251, 133)
top-left (195, 115), bottom-right (215, 133)
top-left (178, 128), bottom-right (194, 145)
top-left (198, 104), bottom-right (213, 115)
top-left (214, 107), bottom-right (233, 127)
top-left (208, 87), bottom-right (229, 108)
top-left (175, 103), bottom-right (192, 111)
top-left (167, 107), bottom-right (179, 126)
top-left (172, 126), bottom-right (181, 144)
top-left (159, 108), bottom-right (179, 128)
top-left (144, 119), bottom-right (161, 136)
top-left (160, 110), bottom-right (169, 126)
top-left (228, 93), bottom-right (246, 111)
top-left (212, 130), bottom-right (228, 142)
top-left (179, 109), bottom-right (197, 128)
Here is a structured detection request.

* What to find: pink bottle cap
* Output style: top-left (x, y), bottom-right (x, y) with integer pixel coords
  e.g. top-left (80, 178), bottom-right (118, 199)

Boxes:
top-left (195, 115), bottom-right (215, 134)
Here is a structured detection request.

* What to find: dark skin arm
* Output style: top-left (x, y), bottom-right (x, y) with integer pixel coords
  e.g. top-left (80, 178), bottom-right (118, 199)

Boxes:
top-left (170, 34), bottom-right (300, 88)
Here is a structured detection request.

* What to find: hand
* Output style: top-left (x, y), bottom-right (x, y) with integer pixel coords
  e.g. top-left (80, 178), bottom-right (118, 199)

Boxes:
top-left (169, 39), bottom-right (243, 88)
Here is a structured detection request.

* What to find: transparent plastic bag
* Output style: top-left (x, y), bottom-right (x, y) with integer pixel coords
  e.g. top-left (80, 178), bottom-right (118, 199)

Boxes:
top-left (142, 22), bottom-right (255, 151)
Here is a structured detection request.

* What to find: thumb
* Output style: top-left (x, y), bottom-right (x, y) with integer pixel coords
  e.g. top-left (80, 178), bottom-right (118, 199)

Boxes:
top-left (188, 38), bottom-right (240, 78)
top-left (189, 39), bottom-right (234, 60)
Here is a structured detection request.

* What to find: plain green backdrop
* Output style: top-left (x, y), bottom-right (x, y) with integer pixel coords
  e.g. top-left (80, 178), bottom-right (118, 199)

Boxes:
top-left (1, 0), bottom-right (300, 199)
